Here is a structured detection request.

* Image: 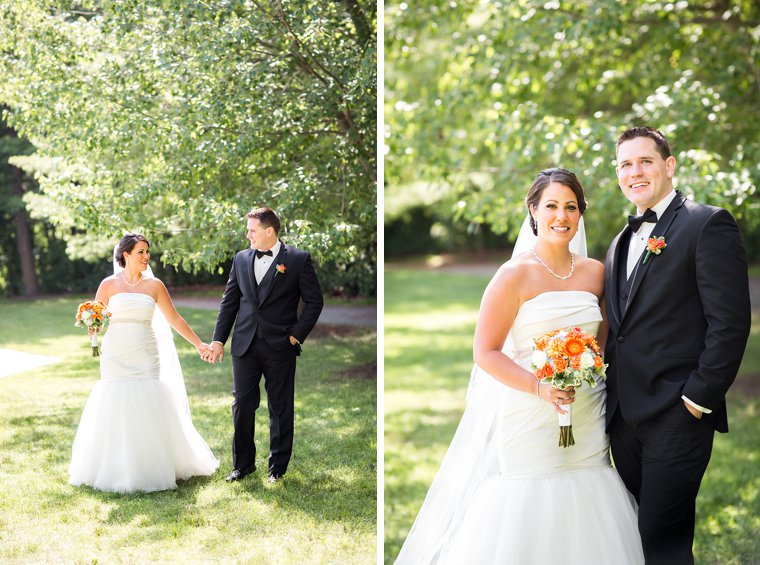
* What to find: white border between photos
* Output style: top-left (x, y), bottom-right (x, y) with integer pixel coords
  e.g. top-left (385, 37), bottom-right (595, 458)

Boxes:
top-left (376, 0), bottom-right (385, 562)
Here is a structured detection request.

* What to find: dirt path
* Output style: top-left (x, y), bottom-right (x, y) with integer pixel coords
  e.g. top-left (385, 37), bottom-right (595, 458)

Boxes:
top-left (172, 296), bottom-right (377, 327)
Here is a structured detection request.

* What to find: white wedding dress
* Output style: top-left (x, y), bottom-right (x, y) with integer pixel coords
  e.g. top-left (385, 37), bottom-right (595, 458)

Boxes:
top-left (69, 293), bottom-right (219, 493)
top-left (396, 291), bottom-right (644, 564)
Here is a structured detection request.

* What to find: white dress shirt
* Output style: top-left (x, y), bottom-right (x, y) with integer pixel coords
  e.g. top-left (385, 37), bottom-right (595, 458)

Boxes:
top-left (624, 190), bottom-right (710, 415)
top-left (625, 190), bottom-right (676, 279)
top-left (254, 240), bottom-right (281, 284)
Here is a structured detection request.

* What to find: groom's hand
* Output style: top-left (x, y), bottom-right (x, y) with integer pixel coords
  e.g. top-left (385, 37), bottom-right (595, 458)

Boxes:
top-left (207, 341), bottom-right (224, 364)
top-left (684, 400), bottom-right (703, 419)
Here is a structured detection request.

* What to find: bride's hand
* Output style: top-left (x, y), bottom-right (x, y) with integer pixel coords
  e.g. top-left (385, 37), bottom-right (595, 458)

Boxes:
top-left (196, 342), bottom-right (211, 358)
top-left (537, 382), bottom-right (575, 414)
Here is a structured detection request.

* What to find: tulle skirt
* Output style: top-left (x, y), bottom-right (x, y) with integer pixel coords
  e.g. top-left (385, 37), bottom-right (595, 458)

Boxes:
top-left (69, 378), bottom-right (219, 493)
top-left (440, 465), bottom-right (643, 564)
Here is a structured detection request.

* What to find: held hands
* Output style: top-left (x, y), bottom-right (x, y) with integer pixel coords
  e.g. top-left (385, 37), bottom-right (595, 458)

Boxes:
top-left (195, 342), bottom-right (211, 359)
top-left (200, 341), bottom-right (224, 364)
top-left (537, 381), bottom-right (576, 414)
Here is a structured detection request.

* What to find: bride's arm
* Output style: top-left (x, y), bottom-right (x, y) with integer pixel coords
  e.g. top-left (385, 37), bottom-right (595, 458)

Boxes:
top-left (474, 265), bottom-right (570, 412)
top-left (472, 263), bottom-right (537, 395)
top-left (153, 280), bottom-right (208, 355)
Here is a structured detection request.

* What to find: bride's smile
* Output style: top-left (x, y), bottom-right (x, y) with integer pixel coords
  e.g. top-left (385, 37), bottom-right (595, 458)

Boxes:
top-left (530, 181), bottom-right (581, 245)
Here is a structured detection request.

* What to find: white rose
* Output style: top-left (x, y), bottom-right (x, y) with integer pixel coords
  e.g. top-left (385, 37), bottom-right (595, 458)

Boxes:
top-left (81, 311), bottom-right (92, 320)
top-left (531, 349), bottom-right (547, 368)
top-left (580, 351), bottom-right (594, 369)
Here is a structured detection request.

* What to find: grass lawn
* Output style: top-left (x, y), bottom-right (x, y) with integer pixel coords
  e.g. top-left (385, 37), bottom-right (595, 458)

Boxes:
top-left (384, 268), bottom-right (760, 564)
top-left (0, 297), bottom-right (376, 564)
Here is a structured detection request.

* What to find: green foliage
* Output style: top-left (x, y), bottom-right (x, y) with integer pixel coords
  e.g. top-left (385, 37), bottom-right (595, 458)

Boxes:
top-left (0, 297), bottom-right (376, 562)
top-left (385, 0), bottom-right (760, 259)
top-left (384, 268), bottom-right (760, 563)
top-left (0, 0), bottom-right (376, 290)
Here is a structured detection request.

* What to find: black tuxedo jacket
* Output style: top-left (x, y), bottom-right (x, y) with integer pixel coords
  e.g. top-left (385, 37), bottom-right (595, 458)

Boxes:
top-left (604, 191), bottom-right (750, 433)
top-left (212, 241), bottom-right (324, 357)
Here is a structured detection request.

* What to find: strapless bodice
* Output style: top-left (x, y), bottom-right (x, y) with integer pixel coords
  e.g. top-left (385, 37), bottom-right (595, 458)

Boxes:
top-left (507, 291), bottom-right (602, 363)
top-left (101, 293), bottom-right (159, 381)
top-left (107, 293), bottom-right (155, 324)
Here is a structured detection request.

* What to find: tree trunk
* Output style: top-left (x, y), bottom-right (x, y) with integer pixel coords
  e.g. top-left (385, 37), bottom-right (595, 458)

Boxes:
top-left (10, 164), bottom-right (39, 296)
top-left (342, 0), bottom-right (372, 47)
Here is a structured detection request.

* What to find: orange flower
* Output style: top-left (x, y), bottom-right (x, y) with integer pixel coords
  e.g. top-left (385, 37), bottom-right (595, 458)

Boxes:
top-left (593, 355), bottom-right (604, 369)
top-left (542, 363), bottom-right (554, 377)
top-left (534, 335), bottom-right (550, 349)
top-left (643, 236), bottom-right (667, 265)
top-left (554, 358), bottom-right (568, 372)
top-left (564, 337), bottom-right (586, 357)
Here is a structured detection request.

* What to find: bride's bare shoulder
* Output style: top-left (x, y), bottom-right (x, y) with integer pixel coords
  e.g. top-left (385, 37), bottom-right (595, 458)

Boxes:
top-left (492, 251), bottom-right (534, 278)
top-left (486, 252), bottom-right (534, 294)
top-left (95, 276), bottom-right (118, 301)
top-left (98, 276), bottom-right (119, 290)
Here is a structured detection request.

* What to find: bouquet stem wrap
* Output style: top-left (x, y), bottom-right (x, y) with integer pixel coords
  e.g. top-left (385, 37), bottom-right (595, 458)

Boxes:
top-left (558, 403), bottom-right (574, 447)
top-left (90, 330), bottom-right (101, 357)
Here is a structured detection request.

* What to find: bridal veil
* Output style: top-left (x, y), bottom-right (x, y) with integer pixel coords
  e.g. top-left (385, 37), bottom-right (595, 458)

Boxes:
top-left (394, 216), bottom-right (587, 564)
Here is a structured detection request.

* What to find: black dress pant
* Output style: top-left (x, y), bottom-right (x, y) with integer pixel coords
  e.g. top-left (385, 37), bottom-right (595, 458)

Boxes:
top-left (609, 403), bottom-right (714, 565)
top-left (231, 336), bottom-right (297, 476)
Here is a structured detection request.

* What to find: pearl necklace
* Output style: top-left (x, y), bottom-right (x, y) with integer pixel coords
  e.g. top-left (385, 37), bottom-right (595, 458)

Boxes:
top-left (530, 248), bottom-right (574, 280)
top-left (120, 270), bottom-right (143, 287)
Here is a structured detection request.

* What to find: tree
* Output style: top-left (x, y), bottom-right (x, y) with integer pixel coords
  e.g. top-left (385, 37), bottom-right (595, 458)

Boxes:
top-left (0, 116), bottom-right (39, 296)
top-left (0, 0), bottom-right (376, 292)
top-left (385, 0), bottom-right (759, 259)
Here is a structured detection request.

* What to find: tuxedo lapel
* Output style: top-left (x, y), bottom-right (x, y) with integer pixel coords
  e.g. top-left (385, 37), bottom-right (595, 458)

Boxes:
top-left (622, 192), bottom-right (685, 319)
top-left (607, 229), bottom-right (627, 327)
top-left (257, 242), bottom-right (287, 307)
top-left (243, 248), bottom-right (259, 308)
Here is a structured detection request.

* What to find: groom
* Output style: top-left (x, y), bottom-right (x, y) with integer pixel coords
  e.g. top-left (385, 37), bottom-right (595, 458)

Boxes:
top-left (205, 207), bottom-right (323, 483)
top-left (604, 127), bottom-right (751, 564)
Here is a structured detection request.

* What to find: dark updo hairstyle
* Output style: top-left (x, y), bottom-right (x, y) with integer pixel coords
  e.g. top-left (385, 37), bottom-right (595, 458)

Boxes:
top-left (115, 233), bottom-right (150, 268)
top-left (246, 206), bottom-right (281, 234)
top-left (525, 168), bottom-right (587, 236)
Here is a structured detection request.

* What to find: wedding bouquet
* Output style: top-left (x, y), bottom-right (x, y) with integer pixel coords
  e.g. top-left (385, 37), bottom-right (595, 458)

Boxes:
top-left (531, 326), bottom-right (607, 447)
top-left (75, 300), bottom-right (110, 356)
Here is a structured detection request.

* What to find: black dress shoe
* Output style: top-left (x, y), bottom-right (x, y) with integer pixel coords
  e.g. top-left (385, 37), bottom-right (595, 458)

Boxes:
top-left (225, 466), bottom-right (255, 482)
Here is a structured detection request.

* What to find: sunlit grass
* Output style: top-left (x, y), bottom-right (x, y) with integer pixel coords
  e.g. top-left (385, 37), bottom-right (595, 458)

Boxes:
top-left (383, 268), bottom-right (760, 564)
top-left (0, 297), bottom-right (376, 563)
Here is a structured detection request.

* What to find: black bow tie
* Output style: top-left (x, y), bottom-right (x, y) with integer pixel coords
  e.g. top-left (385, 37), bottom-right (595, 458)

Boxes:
top-left (255, 249), bottom-right (273, 259)
top-left (627, 209), bottom-right (658, 232)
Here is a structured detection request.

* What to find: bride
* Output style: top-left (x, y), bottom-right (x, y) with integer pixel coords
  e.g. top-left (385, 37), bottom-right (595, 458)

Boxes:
top-left (69, 233), bottom-right (219, 493)
top-left (395, 169), bottom-right (644, 564)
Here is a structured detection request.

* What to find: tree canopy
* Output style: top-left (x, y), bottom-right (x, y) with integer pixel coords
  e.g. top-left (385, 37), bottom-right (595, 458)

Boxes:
top-left (385, 0), bottom-right (759, 258)
top-left (0, 0), bottom-right (376, 283)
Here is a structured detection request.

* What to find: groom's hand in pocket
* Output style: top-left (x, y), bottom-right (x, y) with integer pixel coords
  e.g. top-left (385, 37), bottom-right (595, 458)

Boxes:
top-left (684, 401), bottom-right (703, 419)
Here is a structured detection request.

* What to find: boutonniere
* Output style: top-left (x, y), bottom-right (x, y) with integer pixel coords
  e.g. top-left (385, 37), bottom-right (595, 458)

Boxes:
top-left (642, 236), bottom-right (667, 265)
top-left (274, 264), bottom-right (286, 277)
